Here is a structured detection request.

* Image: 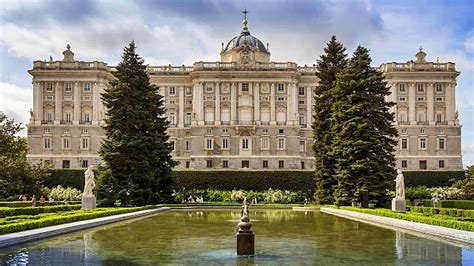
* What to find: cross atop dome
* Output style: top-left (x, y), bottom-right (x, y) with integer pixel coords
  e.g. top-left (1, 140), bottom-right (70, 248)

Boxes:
top-left (242, 8), bottom-right (249, 34)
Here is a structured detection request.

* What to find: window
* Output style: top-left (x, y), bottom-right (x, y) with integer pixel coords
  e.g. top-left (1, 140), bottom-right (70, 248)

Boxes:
top-left (435, 83), bottom-right (444, 93)
top-left (242, 139), bottom-right (249, 150)
top-left (82, 129), bottom-right (88, 134)
top-left (299, 115), bottom-right (305, 126)
top-left (83, 83), bottom-right (91, 92)
top-left (223, 160), bottom-right (229, 168)
top-left (64, 83), bottom-right (72, 92)
top-left (435, 97), bottom-right (444, 102)
top-left (278, 138), bottom-right (286, 150)
top-left (206, 138), bottom-right (213, 150)
top-left (44, 128), bottom-right (51, 134)
top-left (65, 113), bottom-right (72, 123)
top-left (223, 129), bottom-right (228, 133)
top-left (185, 87), bottom-right (192, 95)
top-left (185, 113), bottom-right (192, 126)
top-left (206, 160), bottom-right (213, 168)
top-left (206, 86), bottom-right (213, 93)
top-left (185, 161), bottom-right (190, 168)
top-left (300, 141), bottom-right (306, 152)
top-left (399, 97), bottom-right (406, 101)
top-left (241, 160), bottom-right (249, 168)
top-left (301, 161), bottom-right (305, 169)
top-left (206, 128), bottom-right (212, 134)
top-left (262, 160), bottom-right (268, 168)
top-left (279, 129), bottom-right (284, 134)
top-left (399, 84), bottom-right (406, 93)
top-left (169, 113), bottom-right (176, 126)
top-left (170, 140), bottom-right (175, 151)
top-left (439, 160), bottom-right (445, 168)
top-left (62, 138), bottom-right (71, 149)
top-left (43, 138), bottom-right (51, 149)
top-left (436, 113), bottom-right (443, 123)
top-left (401, 129), bottom-right (407, 134)
top-left (222, 138), bottom-right (229, 149)
top-left (261, 138), bottom-right (269, 150)
top-left (46, 83), bottom-right (53, 92)
top-left (401, 138), bottom-right (408, 150)
top-left (420, 129), bottom-right (425, 134)
top-left (419, 160), bottom-right (427, 170)
top-left (277, 83), bottom-right (284, 92)
top-left (169, 87), bottom-right (176, 95)
top-left (263, 129), bottom-right (268, 133)
top-left (438, 138), bottom-right (445, 150)
top-left (185, 140), bottom-right (191, 151)
top-left (417, 83), bottom-right (425, 92)
top-left (241, 83), bottom-right (249, 92)
top-left (45, 96), bottom-right (54, 100)
top-left (84, 113), bottom-right (91, 122)
top-left (401, 160), bottom-right (407, 168)
top-left (419, 138), bottom-right (427, 150)
top-left (62, 160), bottom-right (70, 169)
top-left (278, 160), bottom-right (284, 169)
top-left (81, 160), bottom-right (89, 168)
top-left (298, 100), bottom-right (305, 105)
top-left (46, 113), bottom-right (53, 122)
top-left (417, 97), bottom-right (425, 101)
top-left (81, 138), bottom-right (89, 149)
top-left (64, 128), bottom-right (69, 133)
top-left (298, 87), bottom-right (305, 96)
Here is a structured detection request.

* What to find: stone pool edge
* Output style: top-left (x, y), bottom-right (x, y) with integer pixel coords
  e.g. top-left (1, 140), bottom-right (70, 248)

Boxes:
top-left (0, 207), bottom-right (171, 248)
top-left (320, 207), bottom-right (474, 246)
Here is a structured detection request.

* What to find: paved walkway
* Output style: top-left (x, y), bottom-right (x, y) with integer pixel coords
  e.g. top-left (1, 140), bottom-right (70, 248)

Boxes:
top-left (320, 207), bottom-right (474, 246)
top-left (0, 207), bottom-right (170, 248)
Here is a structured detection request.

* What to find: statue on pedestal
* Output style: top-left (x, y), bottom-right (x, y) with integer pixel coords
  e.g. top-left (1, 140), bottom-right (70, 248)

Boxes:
top-left (392, 169), bottom-right (406, 212)
top-left (237, 197), bottom-right (254, 255)
top-left (82, 165), bottom-right (96, 210)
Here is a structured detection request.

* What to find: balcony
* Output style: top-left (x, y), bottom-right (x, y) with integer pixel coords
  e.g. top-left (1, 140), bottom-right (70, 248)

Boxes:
top-left (168, 123), bottom-right (176, 128)
top-left (79, 120), bottom-right (92, 125)
top-left (379, 61), bottom-right (456, 72)
top-left (300, 124), bottom-right (307, 128)
top-left (261, 121), bottom-right (270, 125)
top-left (41, 120), bottom-right (54, 125)
top-left (276, 121), bottom-right (286, 125)
top-left (397, 121), bottom-right (410, 125)
top-left (204, 121), bottom-right (215, 125)
top-left (436, 121), bottom-right (448, 125)
top-left (221, 121), bottom-right (230, 125)
top-left (60, 120), bottom-right (72, 125)
top-left (416, 121), bottom-right (429, 125)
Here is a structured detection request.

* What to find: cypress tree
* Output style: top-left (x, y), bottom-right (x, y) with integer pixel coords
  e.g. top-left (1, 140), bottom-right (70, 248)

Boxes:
top-left (330, 46), bottom-right (398, 206)
top-left (99, 41), bottom-right (177, 206)
top-left (313, 36), bottom-right (348, 204)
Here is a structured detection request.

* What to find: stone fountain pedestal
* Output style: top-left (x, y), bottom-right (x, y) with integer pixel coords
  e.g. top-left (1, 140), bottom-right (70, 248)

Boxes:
top-left (237, 200), bottom-right (255, 255)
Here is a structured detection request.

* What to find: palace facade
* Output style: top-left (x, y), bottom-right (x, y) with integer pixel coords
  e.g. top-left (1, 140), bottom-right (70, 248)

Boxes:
top-left (26, 16), bottom-right (463, 170)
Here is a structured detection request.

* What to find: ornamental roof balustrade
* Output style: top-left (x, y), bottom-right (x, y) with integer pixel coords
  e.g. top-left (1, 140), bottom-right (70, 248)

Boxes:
top-left (32, 60), bottom-right (109, 71)
top-left (380, 61), bottom-right (456, 72)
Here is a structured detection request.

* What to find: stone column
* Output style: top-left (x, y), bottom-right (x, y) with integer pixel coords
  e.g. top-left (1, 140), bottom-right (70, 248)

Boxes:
top-left (390, 82), bottom-right (397, 115)
top-left (33, 82), bottom-right (42, 124)
top-left (306, 86), bottom-right (312, 126)
top-left (270, 83), bottom-right (276, 125)
top-left (231, 82), bottom-right (237, 125)
top-left (427, 83), bottom-right (434, 125)
top-left (54, 82), bottom-right (62, 124)
top-left (215, 82), bottom-right (221, 125)
top-left (73, 82), bottom-right (81, 125)
top-left (409, 83), bottom-right (416, 124)
top-left (287, 83), bottom-right (297, 125)
top-left (178, 86), bottom-right (184, 127)
top-left (253, 82), bottom-right (260, 124)
top-left (446, 83), bottom-right (455, 125)
top-left (192, 82), bottom-right (199, 125)
top-left (197, 83), bottom-right (204, 126)
top-left (92, 82), bottom-right (100, 125)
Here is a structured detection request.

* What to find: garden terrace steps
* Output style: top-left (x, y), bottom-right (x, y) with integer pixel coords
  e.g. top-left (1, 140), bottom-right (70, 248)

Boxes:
top-left (320, 207), bottom-right (474, 246)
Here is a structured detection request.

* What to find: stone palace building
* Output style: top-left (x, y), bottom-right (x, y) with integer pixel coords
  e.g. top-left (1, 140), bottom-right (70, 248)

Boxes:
top-left (26, 15), bottom-right (463, 171)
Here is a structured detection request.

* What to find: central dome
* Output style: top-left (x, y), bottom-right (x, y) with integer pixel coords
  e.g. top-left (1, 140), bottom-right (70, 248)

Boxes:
top-left (224, 31), bottom-right (268, 54)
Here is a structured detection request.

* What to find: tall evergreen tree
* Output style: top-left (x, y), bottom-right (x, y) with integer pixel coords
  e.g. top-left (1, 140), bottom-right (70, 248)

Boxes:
top-left (313, 36), bottom-right (348, 204)
top-left (330, 46), bottom-right (398, 206)
top-left (99, 41), bottom-right (177, 206)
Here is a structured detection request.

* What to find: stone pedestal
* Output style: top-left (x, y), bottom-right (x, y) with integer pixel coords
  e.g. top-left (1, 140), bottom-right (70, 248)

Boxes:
top-left (237, 231), bottom-right (255, 255)
top-left (392, 198), bottom-right (406, 212)
top-left (82, 195), bottom-right (96, 210)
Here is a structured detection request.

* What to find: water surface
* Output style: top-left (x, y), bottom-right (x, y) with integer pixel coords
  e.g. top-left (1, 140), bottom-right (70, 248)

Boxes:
top-left (1, 209), bottom-right (473, 265)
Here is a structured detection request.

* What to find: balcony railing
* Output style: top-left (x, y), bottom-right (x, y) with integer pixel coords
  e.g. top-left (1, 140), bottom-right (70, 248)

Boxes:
top-left (60, 120), bottom-right (72, 125)
top-left (261, 121), bottom-right (270, 125)
top-left (276, 121), bottom-right (286, 125)
top-left (221, 121), bottom-right (230, 125)
top-left (416, 121), bottom-right (429, 125)
top-left (380, 62), bottom-right (456, 72)
top-left (397, 121), bottom-right (410, 125)
top-left (41, 120), bottom-right (54, 124)
top-left (79, 120), bottom-right (92, 125)
top-left (300, 124), bottom-right (307, 128)
top-left (204, 121), bottom-right (215, 125)
top-left (436, 121), bottom-right (448, 125)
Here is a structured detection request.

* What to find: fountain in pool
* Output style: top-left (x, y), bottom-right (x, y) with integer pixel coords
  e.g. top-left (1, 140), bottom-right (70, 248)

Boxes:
top-left (236, 198), bottom-right (255, 255)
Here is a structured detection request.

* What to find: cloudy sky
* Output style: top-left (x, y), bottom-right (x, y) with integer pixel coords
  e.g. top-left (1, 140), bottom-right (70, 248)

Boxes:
top-left (0, 0), bottom-right (473, 166)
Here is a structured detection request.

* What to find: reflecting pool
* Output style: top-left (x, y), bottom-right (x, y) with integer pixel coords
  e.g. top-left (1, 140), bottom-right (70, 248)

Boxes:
top-left (1, 209), bottom-right (473, 265)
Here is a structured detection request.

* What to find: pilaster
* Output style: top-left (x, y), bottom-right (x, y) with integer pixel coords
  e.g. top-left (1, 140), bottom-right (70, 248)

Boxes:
top-left (270, 83), bottom-right (276, 125)
top-left (73, 82), bottom-right (81, 125)
top-left (215, 82), bottom-right (221, 125)
top-left (231, 82), bottom-right (237, 125)
top-left (253, 82), bottom-right (260, 123)
top-left (54, 82), bottom-right (62, 124)
top-left (178, 86), bottom-right (184, 127)
top-left (306, 86), bottom-right (312, 126)
top-left (427, 83), bottom-right (434, 125)
top-left (409, 83), bottom-right (416, 124)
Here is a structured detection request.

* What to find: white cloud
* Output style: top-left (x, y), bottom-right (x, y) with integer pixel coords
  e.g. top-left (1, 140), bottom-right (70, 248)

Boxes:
top-left (465, 32), bottom-right (474, 52)
top-left (0, 82), bottom-right (32, 137)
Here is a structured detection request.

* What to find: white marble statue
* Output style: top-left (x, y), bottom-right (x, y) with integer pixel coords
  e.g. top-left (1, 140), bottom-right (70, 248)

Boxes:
top-left (83, 165), bottom-right (96, 197)
top-left (394, 169), bottom-right (405, 200)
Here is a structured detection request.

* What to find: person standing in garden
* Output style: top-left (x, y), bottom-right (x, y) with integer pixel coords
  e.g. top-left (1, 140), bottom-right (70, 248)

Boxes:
top-left (31, 195), bottom-right (36, 207)
top-left (432, 195), bottom-right (440, 208)
top-left (39, 195), bottom-right (45, 205)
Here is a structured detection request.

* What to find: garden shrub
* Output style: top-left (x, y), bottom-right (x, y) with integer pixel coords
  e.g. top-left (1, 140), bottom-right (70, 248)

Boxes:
top-left (402, 171), bottom-right (465, 187)
top-left (49, 185), bottom-right (82, 201)
top-left (0, 205), bottom-right (81, 218)
top-left (45, 169), bottom-right (86, 190)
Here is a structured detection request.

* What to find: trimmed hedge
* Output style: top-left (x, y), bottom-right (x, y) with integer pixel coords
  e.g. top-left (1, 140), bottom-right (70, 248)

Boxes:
top-left (0, 201), bottom-right (81, 208)
top-left (0, 205), bottom-right (81, 218)
top-left (409, 206), bottom-right (474, 219)
top-left (0, 206), bottom-right (157, 235)
top-left (337, 206), bottom-right (474, 231)
top-left (403, 171), bottom-right (465, 187)
top-left (45, 169), bottom-right (86, 190)
top-left (174, 170), bottom-right (315, 192)
top-left (418, 200), bottom-right (474, 209)
top-left (45, 169), bottom-right (465, 192)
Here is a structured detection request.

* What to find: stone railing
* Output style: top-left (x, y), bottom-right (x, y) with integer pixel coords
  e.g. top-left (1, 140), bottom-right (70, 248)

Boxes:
top-left (380, 62), bottom-right (456, 72)
top-left (32, 60), bottom-right (109, 71)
